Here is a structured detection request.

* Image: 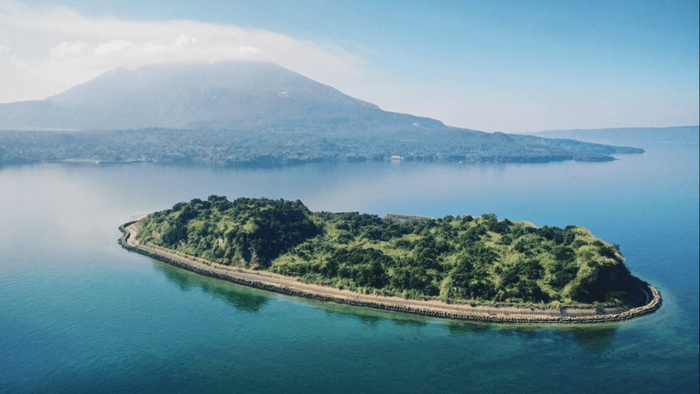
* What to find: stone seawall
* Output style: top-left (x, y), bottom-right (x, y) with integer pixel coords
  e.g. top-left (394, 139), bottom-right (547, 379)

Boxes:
top-left (119, 223), bottom-right (662, 325)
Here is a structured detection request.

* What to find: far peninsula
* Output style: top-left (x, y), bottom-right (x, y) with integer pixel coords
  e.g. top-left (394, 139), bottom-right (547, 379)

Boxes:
top-left (119, 196), bottom-right (661, 324)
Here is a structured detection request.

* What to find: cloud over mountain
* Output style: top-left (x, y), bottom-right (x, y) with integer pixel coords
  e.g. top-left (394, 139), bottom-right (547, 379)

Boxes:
top-left (0, 0), bottom-right (361, 104)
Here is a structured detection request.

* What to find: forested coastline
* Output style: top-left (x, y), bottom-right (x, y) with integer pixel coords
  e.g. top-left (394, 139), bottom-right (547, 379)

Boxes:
top-left (0, 127), bottom-right (643, 167)
top-left (135, 196), bottom-right (642, 307)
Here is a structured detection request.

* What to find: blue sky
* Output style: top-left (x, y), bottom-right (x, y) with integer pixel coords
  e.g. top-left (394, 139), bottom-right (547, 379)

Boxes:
top-left (1, 0), bottom-right (698, 132)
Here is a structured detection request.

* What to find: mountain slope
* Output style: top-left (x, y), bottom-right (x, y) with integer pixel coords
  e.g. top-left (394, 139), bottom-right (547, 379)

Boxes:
top-left (1, 61), bottom-right (395, 131)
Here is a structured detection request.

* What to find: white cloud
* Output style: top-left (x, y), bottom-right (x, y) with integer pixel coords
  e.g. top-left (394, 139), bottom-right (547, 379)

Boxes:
top-left (94, 40), bottom-right (133, 56)
top-left (0, 0), bottom-right (362, 103)
top-left (173, 34), bottom-right (196, 47)
top-left (51, 41), bottom-right (92, 58)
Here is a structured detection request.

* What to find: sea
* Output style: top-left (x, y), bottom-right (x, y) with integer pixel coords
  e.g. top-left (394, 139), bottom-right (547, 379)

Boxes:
top-left (1, 143), bottom-right (698, 393)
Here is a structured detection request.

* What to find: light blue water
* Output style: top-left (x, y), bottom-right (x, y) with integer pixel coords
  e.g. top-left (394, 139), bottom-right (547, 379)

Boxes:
top-left (1, 144), bottom-right (697, 393)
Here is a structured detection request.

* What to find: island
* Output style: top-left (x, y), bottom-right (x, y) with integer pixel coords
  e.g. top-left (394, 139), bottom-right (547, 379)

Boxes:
top-left (119, 196), bottom-right (661, 324)
top-left (1, 62), bottom-right (645, 167)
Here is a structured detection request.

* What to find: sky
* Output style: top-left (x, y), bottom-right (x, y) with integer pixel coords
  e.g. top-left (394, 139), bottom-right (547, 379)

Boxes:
top-left (1, 0), bottom-right (698, 133)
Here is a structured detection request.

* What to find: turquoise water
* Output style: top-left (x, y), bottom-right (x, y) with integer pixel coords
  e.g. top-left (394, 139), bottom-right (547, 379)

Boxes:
top-left (1, 144), bottom-right (697, 393)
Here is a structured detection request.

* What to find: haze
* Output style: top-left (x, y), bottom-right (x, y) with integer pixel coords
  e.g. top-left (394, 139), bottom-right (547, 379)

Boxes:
top-left (1, 0), bottom-right (698, 133)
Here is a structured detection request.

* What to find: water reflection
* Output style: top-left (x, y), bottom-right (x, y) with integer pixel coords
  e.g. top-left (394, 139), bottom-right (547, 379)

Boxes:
top-left (153, 261), bottom-right (271, 312)
top-left (448, 320), bottom-right (618, 349)
top-left (389, 316), bottom-right (429, 329)
top-left (562, 325), bottom-right (618, 350)
top-left (447, 321), bottom-right (491, 336)
top-left (501, 325), bottom-right (540, 337)
top-left (355, 314), bottom-right (383, 327)
top-left (152, 260), bottom-right (619, 346)
top-left (315, 300), bottom-right (430, 328)
top-left (320, 302), bottom-right (391, 328)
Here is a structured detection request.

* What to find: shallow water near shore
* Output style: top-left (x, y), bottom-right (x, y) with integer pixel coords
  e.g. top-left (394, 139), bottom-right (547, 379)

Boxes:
top-left (1, 144), bottom-right (698, 393)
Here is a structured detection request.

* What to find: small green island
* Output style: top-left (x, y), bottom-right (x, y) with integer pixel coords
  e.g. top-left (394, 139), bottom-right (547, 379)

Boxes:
top-left (121, 196), bottom-right (661, 323)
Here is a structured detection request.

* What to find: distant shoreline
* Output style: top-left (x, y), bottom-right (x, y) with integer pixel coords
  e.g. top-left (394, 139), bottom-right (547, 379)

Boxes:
top-left (119, 221), bottom-right (662, 325)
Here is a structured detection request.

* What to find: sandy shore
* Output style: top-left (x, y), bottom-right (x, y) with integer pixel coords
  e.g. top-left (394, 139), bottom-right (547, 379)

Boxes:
top-left (119, 221), bottom-right (661, 324)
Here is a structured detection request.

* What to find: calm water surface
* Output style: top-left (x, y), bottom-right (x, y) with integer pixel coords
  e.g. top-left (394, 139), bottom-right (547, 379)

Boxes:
top-left (1, 144), bottom-right (698, 393)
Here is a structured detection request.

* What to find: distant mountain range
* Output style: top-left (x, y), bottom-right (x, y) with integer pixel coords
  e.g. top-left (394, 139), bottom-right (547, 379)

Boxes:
top-left (536, 126), bottom-right (699, 147)
top-left (0, 61), bottom-right (644, 166)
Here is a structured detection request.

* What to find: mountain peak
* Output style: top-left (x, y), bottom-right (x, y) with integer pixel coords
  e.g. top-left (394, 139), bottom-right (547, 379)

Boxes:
top-left (2, 61), bottom-right (382, 130)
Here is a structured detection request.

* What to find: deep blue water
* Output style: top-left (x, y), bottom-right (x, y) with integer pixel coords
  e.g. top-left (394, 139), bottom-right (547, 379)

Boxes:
top-left (1, 144), bottom-right (698, 393)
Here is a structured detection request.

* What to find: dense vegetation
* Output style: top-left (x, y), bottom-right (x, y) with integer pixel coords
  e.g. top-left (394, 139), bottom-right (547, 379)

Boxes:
top-left (137, 196), bottom-right (638, 306)
top-left (0, 126), bottom-right (643, 167)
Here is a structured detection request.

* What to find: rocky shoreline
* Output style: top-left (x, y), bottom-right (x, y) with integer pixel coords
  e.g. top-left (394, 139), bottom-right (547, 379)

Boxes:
top-left (119, 221), bottom-right (662, 324)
